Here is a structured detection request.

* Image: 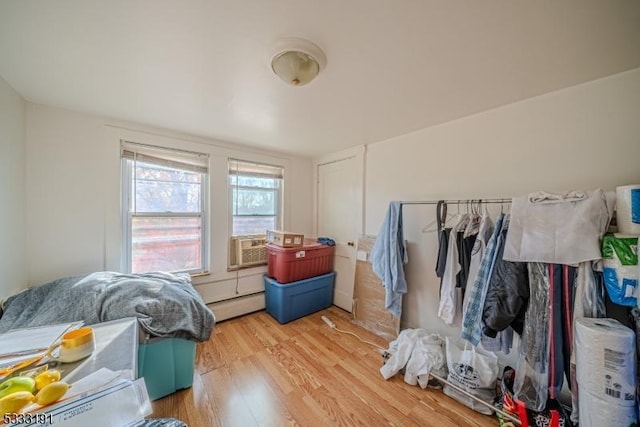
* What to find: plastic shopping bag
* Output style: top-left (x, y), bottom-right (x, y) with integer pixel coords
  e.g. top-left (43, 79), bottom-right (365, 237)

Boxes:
top-left (443, 337), bottom-right (499, 415)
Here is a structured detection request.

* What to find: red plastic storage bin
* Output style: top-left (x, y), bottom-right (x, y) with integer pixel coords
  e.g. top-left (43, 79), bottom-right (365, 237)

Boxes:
top-left (266, 240), bottom-right (335, 283)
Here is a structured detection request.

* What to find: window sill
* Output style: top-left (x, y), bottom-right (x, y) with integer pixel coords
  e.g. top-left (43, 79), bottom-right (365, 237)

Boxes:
top-left (227, 263), bottom-right (267, 272)
top-left (190, 271), bottom-right (211, 278)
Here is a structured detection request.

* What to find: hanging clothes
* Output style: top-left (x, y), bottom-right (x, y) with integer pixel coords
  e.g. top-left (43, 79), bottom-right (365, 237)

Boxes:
top-left (547, 264), bottom-right (576, 401)
top-left (435, 201), bottom-right (450, 286)
top-left (437, 214), bottom-right (469, 326)
top-left (456, 223), bottom-right (478, 292)
top-left (482, 216), bottom-right (530, 338)
top-left (435, 201), bottom-right (478, 299)
top-left (458, 213), bottom-right (481, 295)
top-left (371, 201), bottom-right (408, 317)
top-left (481, 326), bottom-right (514, 355)
top-left (461, 214), bottom-right (494, 315)
top-left (460, 213), bottom-right (505, 345)
top-left (513, 263), bottom-right (577, 412)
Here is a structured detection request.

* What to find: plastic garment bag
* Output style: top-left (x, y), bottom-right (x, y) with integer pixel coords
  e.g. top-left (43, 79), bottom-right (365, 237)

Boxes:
top-left (570, 262), bottom-right (606, 424)
top-left (513, 262), bottom-right (550, 412)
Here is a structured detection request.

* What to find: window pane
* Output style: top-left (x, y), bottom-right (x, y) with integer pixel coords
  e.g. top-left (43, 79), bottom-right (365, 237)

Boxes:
top-left (133, 161), bottom-right (202, 213)
top-left (232, 188), bottom-right (276, 215)
top-left (233, 216), bottom-right (276, 236)
top-left (131, 216), bottom-right (201, 273)
top-left (230, 175), bottom-right (278, 188)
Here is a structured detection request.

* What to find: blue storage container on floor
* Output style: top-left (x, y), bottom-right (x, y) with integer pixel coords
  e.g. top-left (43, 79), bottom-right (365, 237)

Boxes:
top-left (264, 272), bottom-right (335, 324)
top-left (137, 337), bottom-right (196, 400)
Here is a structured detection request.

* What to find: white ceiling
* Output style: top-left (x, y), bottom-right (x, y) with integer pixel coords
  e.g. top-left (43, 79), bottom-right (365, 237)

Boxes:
top-left (1, 1), bottom-right (639, 158)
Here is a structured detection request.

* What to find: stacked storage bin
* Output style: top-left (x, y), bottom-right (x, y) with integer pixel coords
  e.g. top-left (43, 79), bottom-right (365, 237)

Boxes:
top-left (264, 232), bottom-right (335, 323)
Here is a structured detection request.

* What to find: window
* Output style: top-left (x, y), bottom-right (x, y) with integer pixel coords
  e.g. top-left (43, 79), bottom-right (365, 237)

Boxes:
top-left (122, 141), bottom-right (209, 274)
top-left (229, 159), bottom-right (283, 237)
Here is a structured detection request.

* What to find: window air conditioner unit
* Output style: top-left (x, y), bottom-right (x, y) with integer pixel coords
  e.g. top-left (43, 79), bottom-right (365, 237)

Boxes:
top-left (236, 237), bottom-right (268, 267)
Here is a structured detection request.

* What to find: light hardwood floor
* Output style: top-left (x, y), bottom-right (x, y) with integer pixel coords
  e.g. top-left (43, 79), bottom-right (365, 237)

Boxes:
top-left (152, 306), bottom-right (499, 426)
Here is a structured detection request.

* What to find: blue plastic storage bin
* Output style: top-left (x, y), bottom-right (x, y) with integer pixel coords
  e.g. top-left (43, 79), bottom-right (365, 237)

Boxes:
top-left (137, 337), bottom-right (196, 400)
top-left (264, 272), bottom-right (335, 323)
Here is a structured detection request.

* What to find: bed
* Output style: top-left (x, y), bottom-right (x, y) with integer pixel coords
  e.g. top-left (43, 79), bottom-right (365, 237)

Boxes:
top-left (0, 271), bottom-right (215, 399)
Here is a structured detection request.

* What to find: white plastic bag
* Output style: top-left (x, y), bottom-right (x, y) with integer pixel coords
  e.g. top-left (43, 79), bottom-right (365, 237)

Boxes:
top-left (443, 337), bottom-right (499, 415)
top-left (380, 329), bottom-right (446, 389)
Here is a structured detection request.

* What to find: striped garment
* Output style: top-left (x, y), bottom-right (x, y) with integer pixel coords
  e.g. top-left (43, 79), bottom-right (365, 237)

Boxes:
top-left (460, 213), bottom-right (505, 345)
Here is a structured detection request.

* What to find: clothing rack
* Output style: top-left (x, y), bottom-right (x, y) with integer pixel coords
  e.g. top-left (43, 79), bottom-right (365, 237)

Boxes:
top-left (401, 198), bottom-right (512, 206)
top-left (429, 372), bottom-right (521, 425)
top-left (399, 197), bottom-right (521, 425)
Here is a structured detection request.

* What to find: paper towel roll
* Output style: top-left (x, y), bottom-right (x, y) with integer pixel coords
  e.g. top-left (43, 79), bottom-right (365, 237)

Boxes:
top-left (616, 185), bottom-right (640, 234)
top-left (601, 234), bottom-right (639, 307)
top-left (575, 318), bottom-right (637, 406)
top-left (579, 389), bottom-right (638, 427)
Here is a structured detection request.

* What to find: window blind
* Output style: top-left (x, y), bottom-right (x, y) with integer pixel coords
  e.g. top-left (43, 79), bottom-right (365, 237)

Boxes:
top-left (228, 159), bottom-right (284, 179)
top-left (121, 140), bottom-right (209, 173)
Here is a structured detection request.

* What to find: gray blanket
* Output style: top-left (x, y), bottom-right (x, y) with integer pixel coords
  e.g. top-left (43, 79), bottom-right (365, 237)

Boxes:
top-left (0, 271), bottom-right (215, 341)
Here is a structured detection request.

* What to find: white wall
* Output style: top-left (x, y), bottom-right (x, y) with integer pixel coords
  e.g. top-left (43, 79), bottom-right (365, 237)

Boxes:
top-left (362, 68), bottom-right (640, 339)
top-left (0, 75), bottom-right (27, 298)
top-left (26, 105), bottom-right (106, 285)
top-left (25, 104), bottom-right (313, 306)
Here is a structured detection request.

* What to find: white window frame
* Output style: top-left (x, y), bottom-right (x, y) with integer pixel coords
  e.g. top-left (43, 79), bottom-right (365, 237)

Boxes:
top-left (228, 159), bottom-right (284, 238)
top-left (121, 141), bottom-right (209, 274)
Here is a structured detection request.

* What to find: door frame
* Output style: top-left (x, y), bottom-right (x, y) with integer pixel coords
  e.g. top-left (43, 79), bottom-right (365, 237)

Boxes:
top-left (312, 145), bottom-right (365, 240)
top-left (313, 145), bottom-right (366, 311)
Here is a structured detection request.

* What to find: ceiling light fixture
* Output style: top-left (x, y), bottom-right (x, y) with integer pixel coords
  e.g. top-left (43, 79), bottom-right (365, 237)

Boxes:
top-left (270, 38), bottom-right (326, 86)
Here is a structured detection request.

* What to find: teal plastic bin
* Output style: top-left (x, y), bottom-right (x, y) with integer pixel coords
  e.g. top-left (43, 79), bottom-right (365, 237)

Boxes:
top-left (137, 337), bottom-right (196, 400)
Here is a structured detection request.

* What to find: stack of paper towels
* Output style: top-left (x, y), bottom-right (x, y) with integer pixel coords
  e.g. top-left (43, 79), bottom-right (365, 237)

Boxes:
top-left (602, 233), bottom-right (639, 307)
top-left (575, 318), bottom-right (637, 427)
top-left (617, 185), bottom-right (640, 234)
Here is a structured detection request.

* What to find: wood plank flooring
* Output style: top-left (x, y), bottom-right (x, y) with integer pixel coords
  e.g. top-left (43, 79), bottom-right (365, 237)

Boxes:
top-left (151, 306), bottom-right (499, 426)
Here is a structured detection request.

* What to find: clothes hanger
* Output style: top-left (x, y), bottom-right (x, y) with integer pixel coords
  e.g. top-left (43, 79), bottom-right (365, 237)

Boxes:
top-left (422, 201), bottom-right (456, 233)
top-left (422, 209), bottom-right (444, 233)
top-left (422, 221), bottom-right (442, 233)
top-left (453, 201), bottom-right (470, 232)
top-left (464, 200), bottom-right (482, 237)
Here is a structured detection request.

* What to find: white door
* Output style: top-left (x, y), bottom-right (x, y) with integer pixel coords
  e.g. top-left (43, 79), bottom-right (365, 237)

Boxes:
top-left (317, 156), bottom-right (361, 312)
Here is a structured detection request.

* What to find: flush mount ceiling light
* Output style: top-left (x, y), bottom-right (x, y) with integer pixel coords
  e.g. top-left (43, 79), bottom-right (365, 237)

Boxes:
top-left (270, 38), bottom-right (326, 86)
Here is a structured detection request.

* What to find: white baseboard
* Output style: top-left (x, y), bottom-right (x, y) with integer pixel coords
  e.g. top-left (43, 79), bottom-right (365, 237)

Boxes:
top-left (209, 292), bottom-right (265, 322)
